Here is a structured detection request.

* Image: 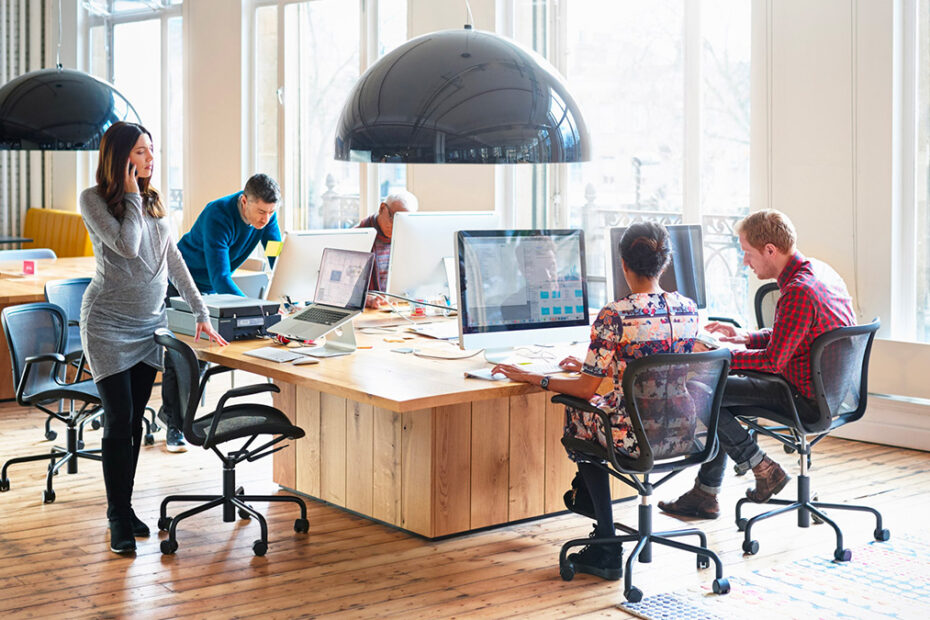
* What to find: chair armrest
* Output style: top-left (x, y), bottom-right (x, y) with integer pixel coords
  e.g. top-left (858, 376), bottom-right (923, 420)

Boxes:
top-left (729, 370), bottom-right (803, 428)
top-left (706, 315), bottom-right (742, 329)
top-left (550, 394), bottom-right (623, 466)
top-left (25, 352), bottom-right (67, 366)
top-left (207, 383), bottom-right (283, 444)
top-left (17, 353), bottom-right (68, 406)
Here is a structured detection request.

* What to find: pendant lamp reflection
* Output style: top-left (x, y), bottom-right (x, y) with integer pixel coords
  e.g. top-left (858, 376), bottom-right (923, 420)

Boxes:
top-left (0, 67), bottom-right (140, 150)
top-left (335, 26), bottom-right (590, 164)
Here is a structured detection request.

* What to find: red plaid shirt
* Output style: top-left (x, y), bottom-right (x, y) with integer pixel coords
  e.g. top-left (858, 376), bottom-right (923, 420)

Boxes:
top-left (356, 214), bottom-right (392, 292)
top-left (734, 252), bottom-right (855, 400)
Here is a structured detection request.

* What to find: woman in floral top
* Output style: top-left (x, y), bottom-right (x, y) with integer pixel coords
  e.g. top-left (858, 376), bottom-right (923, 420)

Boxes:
top-left (492, 222), bottom-right (699, 581)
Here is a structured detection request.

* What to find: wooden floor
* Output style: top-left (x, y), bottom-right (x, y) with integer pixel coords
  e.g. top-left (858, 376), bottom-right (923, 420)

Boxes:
top-left (1, 380), bottom-right (928, 619)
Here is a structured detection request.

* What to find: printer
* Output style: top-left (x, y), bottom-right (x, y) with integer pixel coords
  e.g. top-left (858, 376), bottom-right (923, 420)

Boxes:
top-left (167, 294), bottom-right (281, 341)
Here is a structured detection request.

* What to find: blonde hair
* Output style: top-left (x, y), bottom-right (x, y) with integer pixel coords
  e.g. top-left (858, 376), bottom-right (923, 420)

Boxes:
top-left (736, 209), bottom-right (796, 254)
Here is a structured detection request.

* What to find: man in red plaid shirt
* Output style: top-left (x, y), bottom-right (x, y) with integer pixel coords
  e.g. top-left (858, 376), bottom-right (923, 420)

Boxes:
top-left (660, 209), bottom-right (855, 519)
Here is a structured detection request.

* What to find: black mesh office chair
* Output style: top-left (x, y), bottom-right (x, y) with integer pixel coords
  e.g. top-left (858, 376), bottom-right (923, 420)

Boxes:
top-left (0, 303), bottom-right (102, 503)
top-left (732, 320), bottom-right (889, 561)
top-left (44, 277), bottom-right (159, 446)
top-left (154, 330), bottom-right (309, 556)
top-left (555, 349), bottom-right (732, 602)
top-left (753, 282), bottom-right (781, 329)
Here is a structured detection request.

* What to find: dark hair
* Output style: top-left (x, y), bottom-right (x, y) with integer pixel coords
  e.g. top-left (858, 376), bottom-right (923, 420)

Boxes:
top-left (243, 173), bottom-right (281, 204)
top-left (619, 222), bottom-right (671, 279)
top-left (95, 121), bottom-right (164, 220)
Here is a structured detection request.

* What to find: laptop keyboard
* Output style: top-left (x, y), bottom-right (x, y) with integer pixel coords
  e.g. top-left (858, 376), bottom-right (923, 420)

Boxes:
top-left (294, 306), bottom-right (349, 325)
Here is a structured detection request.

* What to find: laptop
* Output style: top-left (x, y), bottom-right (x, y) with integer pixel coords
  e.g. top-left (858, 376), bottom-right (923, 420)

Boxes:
top-left (268, 248), bottom-right (375, 342)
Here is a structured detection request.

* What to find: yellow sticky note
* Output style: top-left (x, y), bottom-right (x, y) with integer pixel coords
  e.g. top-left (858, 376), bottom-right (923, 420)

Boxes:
top-left (265, 240), bottom-right (283, 257)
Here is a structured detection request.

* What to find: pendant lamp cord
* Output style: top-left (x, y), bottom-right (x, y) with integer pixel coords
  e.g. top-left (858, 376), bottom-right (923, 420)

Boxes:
top-left (56, 0), bottom-right (63, 69)
top-left (463, 0), bottom-right (474, 27)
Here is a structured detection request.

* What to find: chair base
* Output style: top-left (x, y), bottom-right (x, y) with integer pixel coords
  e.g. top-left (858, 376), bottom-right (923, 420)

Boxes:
top-left (0, 424), bottom-right (101, 503)
top-left (158, 458), bottom-right (309, 556)
top-left (735, 473), bottom-right (890, 561)
top-left (559, 502), bottom-right (730, 602)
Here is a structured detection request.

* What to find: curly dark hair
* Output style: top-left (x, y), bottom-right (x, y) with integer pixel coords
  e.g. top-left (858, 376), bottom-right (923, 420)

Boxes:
top-left (618, 222), bottom-right (671, 279)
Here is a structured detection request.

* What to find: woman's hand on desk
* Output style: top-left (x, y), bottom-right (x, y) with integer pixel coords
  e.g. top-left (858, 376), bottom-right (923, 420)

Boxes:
top-left (558, 355), bottom-right (583, 373)
top-left (489, 363), bottom-right (541, 386)
top-left (195, 321), bottom-right (229, 346)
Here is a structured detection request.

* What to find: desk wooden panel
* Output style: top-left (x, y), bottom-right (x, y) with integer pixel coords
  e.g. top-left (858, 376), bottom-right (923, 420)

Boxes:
top-left (187, 317), bottom-right (635, 538)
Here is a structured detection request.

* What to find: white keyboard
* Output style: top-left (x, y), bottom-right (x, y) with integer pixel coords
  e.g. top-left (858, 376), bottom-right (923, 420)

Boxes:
top-left (465, 360), bottom-right (566, 381)
top-left (243, 346), bottom-right (305, 363)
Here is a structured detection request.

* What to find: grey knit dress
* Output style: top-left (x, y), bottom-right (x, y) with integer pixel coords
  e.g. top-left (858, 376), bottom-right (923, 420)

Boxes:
top-left (80, 188), bottom-right (209, 382)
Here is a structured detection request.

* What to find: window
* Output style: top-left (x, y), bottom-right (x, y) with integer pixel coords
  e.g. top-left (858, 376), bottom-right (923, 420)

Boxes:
top-left (85, 1), bottom-right (184, 234)
top-left (250, 0), bottom-right (407, 231)
top-left (917, 0), bottom-right (930, 341)
top-left (513, 0), bottom-right (751, 322)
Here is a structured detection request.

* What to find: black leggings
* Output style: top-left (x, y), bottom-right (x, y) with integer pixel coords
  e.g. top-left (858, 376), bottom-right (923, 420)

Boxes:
top-left (96, 362), bottom-right (158, 441)
top-left (578, 461), bottom-right (614, 538)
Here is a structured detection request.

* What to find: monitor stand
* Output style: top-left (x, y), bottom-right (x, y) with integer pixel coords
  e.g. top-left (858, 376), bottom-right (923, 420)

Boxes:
top-left (304, 324), bottom-right (358, 358)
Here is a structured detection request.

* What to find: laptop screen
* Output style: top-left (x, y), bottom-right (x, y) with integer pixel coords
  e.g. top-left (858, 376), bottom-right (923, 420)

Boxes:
top-left (313, 248), bottom-right (375, 310)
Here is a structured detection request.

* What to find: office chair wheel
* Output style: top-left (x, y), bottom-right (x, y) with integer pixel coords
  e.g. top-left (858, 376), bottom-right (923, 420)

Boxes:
top-left (874, 528), bottom-right (891, 542)
top-left (732, 464), bottom-right (747, 476)
top-left (91, 419), bottom-right (101, 431)
top-left (834, 548), bottom-right (852, 562)
top-left (783, 445), bottom-right (795, 454)
top-left (712, 578), bottom-right (730, 595)
top-left (160, 539), bottom-right (178, 555)
top-left (157, 516), bottom-right (173, 532)
top-left (736, 518), bottom-right (748, 532)
top-left (238, 508), bottom-right (251, 520)
top-left (559, 561), bottom-right (575, 581)
top-left (252, 540), bottom-right (267, 557)
top-left (742, 539), bottom-right (759, 555)
top-left (0, 478), bottom-right (9, 492)
top-left (624, 587), bottom-right (643, 603)
top-left (294, 518), bottom-right (309, 533)
top-left (45, 429), bottom-right (57, 441)
top-left (144, 433), bottom-right (154, 446)
top-left (42, 489), bottom-right (56, 503)
top-left (696, 554), bottom-right (710, 569)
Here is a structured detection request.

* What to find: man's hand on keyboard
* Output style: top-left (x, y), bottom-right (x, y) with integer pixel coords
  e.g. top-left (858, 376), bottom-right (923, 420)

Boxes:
top-left (705, 321), bottom-right (751, 346)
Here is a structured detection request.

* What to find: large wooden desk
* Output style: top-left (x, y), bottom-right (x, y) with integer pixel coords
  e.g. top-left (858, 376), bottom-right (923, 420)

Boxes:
top-left (188, 315), bottom-right (634, 538)
top-left (0, 256), bottom-right (97, 399)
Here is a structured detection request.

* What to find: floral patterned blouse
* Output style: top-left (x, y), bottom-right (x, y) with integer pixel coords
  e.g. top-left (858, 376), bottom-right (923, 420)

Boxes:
top-left (564, 292), bottom-right (699, 459)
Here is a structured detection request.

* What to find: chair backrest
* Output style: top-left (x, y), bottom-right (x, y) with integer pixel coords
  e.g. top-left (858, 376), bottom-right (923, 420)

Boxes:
top-left (753, 282), bottom-right (780, 329)
top-left (231, 271), bottom-right (270, 299)
top-left (154, 329), bottom-right (207, 446)
top-left (0, 303), bottom-right (67, 400)
top-left (808, 319), bottom-right (880, 426)
top-left (44, 278), bottom-right (91, 354)
top-left (0, 248), bottom-right (57, 261)
top-left (621, 348), bottom-right (731, 470)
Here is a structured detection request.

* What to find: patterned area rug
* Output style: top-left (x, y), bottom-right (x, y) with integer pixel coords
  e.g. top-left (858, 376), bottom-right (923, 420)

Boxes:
top-left (620, 535), bottom-right (930, 620)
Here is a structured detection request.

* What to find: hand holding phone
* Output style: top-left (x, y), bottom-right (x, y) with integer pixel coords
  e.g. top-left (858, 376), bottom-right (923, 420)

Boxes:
top-left (124, 160), bottom-right (140, 193)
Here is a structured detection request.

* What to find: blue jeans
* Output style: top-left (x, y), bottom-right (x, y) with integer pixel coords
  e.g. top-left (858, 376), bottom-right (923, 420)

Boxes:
top-left (696, 373), bottom-right (817, 494)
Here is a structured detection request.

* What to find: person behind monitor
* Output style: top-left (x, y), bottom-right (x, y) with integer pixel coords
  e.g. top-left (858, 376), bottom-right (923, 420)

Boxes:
top-left (658, 209), bottom-right (856, 520)
top-left (79, 122), bottom-right (227, 554)
top-left (490, 222), bottom-right (700, 581)
top-left (160, 174), bottom-right (282, 452)
top-left (354, 190), bottom-right (418, 307)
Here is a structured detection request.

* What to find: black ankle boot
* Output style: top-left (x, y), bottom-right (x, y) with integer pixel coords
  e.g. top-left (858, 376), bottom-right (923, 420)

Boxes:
top-left (109, 518), bottom-right (136, 554)
top-left (130, 510), bottom-right (150, 537)
top-left (568, 530), bottom-right (623, 581)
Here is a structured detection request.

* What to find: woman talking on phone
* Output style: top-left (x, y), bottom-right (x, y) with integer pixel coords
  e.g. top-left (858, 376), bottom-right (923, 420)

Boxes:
top-left (80, 122), bottom-right (227, 554)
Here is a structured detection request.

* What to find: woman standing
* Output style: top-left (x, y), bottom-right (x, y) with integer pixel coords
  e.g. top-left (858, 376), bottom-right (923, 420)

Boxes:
top-left (491, 222), bottom-right (699, 581)
top-left (80, 122), bottom-right (227, 554)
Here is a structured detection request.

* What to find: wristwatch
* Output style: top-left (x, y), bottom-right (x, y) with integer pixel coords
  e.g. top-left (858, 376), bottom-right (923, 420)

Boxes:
top-left (540, 376), bottom-right (550, 391)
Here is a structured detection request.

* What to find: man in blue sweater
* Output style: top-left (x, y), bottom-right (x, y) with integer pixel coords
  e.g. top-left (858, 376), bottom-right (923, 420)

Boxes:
top-left (161, 174), bottom-right (282, 451)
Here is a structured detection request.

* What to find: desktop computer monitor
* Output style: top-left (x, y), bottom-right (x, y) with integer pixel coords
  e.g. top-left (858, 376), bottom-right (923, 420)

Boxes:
top-left (387, 211), bottom-right (500, 302)
top-left (608, 224), bottom-right (707, 309)
top-left (265, 228), bottom-right (376, 304)
top-left (456, 229), bottom-right (590, 360)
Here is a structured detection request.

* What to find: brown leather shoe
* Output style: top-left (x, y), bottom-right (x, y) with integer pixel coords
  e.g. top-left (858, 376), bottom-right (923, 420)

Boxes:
top-left (658, 485), bottom-right (720, 519)
top-left (745, 455), bottom-right (791, 503)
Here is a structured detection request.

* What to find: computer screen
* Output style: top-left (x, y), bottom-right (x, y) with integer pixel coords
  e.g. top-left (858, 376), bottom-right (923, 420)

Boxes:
top-left (609, 224), bottom-right (706, 309)
top-left (456, 229), bottom-right (590, 356)
top-left (265, 228), bottom-right (376, 304)
top-left (387, 211), bottom-right (500, 301)
top-left (314, 248), bottom-right (375, 310)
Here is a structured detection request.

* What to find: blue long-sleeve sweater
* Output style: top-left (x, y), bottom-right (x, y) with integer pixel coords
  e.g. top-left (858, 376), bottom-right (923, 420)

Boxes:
top-left (176, 191), bottom-right (281, 295)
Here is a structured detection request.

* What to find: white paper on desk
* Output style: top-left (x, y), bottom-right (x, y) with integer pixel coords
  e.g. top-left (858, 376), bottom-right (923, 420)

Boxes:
top-left (464, 368), bottom-right (507, 381)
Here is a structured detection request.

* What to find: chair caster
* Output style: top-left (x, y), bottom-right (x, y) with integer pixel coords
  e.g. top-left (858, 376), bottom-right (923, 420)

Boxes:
top-left (252, 540), bottom-right (267, 556)
top-left (91, 419), bottom-right (101, 431)
top-left (43, 489), bottom-right (56, 503)
top-left (161, 539), bottom-right (178, 555)
top-left (45, 430), bottom-right (57, 441)
top-left (697, 554), bottom-right (710, 569)
top-left (736, 518), bottom-right (748, 532)
top-left (712, 577), bottom-right (730, 595)
top-left (624, 586), bottom-right (643, 603)
top-left (0, 478), bottom-right (9, 492)
top-left (157, 516), bottom-right (172, 532)
top-left (874, 528), bottom-right (890, 542)
top-left (144, 433), bottom-right (154, 446)
top-left (783, 444), bottom-right (795, 454)
top-left (77, 440), bottom-right (84, 449)
top-left (834, 548), bottom-right (852, 562)
top-left (742, 539), bottom-right (759, 555)
top-left (559, 561), bottom-right (575, 581)
top-left (238, 508), bottom-right (251, 520)
top-left (294, 518), bottom-right (309, 533)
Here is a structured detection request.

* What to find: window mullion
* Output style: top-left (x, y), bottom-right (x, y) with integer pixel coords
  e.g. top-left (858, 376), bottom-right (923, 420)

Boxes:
top-left (683, 0), bottom-right (702, 225)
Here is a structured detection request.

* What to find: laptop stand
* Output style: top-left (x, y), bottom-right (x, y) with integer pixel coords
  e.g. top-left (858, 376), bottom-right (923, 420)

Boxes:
top-left (303, 323), bottom-right (358, 358)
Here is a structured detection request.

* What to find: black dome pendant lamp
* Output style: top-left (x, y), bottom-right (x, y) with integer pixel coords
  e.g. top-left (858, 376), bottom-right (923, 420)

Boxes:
top-left (335, 5), bottom-right (590, 164)
top-left (0, 1), bottom-right (140, 150)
